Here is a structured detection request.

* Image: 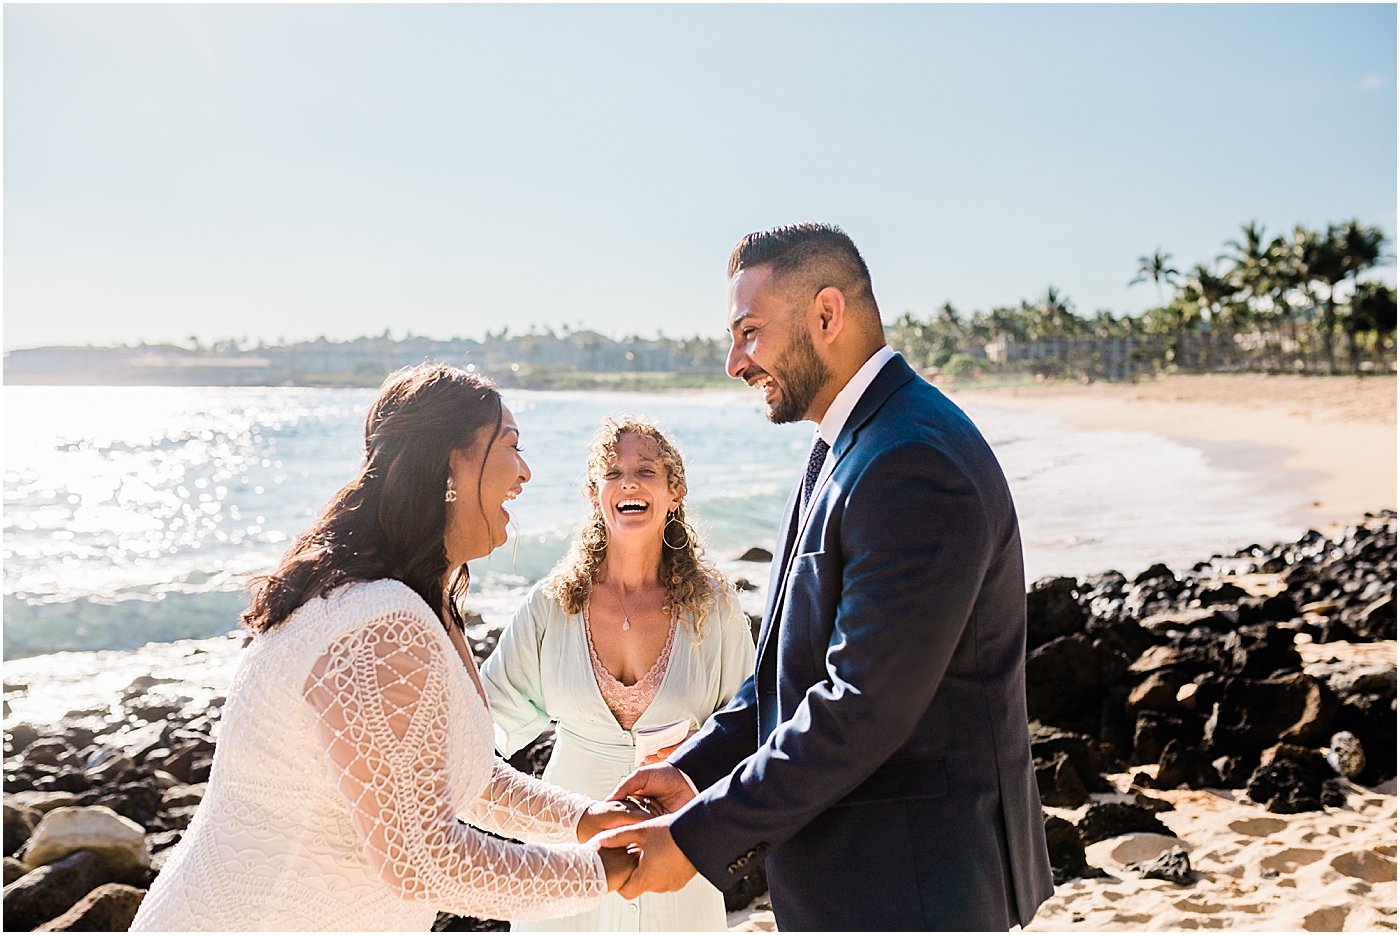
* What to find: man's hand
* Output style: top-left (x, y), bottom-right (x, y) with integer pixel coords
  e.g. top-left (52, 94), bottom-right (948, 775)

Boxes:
top-left (576, 798), bottom-right (654, 843)
top-left (597, 846), bottom-right (638, 893)
top-left (595, 816), bottom-right (697, 899)
top-left (607, 762), bottom-right (697, 815)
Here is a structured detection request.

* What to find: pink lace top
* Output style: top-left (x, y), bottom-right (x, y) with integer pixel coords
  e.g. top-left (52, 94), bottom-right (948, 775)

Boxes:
top-left (583, 599), bottom-right (678, 731)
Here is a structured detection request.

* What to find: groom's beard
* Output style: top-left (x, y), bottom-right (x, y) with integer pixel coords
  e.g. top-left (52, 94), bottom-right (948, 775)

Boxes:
top-left (750, 325), bottom-right (832, 425)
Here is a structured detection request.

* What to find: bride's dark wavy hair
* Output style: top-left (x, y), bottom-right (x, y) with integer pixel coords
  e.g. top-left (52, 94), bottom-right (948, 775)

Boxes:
top-left (242, 363), bottom-right (503, 635)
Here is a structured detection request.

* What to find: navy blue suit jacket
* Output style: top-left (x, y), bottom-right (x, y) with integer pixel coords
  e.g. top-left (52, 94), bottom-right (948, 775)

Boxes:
top-left (669, 354), bottom-right (1053, 931)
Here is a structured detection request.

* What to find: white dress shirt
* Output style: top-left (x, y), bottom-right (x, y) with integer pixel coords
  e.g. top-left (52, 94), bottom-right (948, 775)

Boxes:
top-left (807, 344), bottom-right (897, 505)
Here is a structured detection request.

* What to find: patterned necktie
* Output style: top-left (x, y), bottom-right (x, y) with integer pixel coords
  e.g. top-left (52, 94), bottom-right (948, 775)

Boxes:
top-left (801, 438), bottom-right (830, 508)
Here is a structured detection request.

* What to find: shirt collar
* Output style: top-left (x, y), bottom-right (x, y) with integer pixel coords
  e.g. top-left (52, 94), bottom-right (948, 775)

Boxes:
top-left (816, 345), bottom-right (897, 448)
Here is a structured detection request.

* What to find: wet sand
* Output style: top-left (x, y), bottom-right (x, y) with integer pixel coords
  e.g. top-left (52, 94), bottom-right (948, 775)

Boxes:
top-left (949, 374), bottom-right (1397, 526)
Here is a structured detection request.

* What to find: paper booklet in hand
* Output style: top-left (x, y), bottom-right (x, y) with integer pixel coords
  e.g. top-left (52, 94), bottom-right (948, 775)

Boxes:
top-left (634, 718), bottom-right (690, 767)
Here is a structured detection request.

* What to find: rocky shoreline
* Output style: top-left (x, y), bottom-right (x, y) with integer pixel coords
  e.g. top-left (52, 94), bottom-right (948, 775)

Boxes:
top-left (1026, 510), bottom-right (1395, 871)
top-left (4, 513), bottom-right (1395, 931)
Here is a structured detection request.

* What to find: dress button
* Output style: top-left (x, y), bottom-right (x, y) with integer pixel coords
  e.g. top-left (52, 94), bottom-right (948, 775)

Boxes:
top-left (629, 903), bottom-right (639, 913)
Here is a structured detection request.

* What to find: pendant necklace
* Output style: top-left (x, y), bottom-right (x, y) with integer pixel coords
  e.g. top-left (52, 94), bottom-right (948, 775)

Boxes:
top-left (613, 583), bottom-right (639, 631)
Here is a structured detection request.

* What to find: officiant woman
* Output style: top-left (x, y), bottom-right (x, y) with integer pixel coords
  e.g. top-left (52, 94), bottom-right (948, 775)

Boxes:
top-left (482, 418), bottom-right (756, 932)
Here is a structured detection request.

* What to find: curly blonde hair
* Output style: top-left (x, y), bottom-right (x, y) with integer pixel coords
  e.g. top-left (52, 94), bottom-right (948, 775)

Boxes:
top-left (549, 418), bottom-right (729, 639)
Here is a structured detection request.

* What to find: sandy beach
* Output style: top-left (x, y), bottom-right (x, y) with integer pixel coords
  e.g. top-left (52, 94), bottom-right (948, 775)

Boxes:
top-left (949, 375), bottom-right (1397, 525)
top-left (1021, 636), bottom-right (1398, 933)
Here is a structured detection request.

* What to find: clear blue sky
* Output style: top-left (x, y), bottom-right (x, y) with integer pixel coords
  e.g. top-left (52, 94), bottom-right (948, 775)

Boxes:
top-left (4, 4), bottom-right (1395, 350)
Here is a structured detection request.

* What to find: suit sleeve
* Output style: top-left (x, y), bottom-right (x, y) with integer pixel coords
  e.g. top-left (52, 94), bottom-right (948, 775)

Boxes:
top-left (669, 442), bottom-right (995, 886)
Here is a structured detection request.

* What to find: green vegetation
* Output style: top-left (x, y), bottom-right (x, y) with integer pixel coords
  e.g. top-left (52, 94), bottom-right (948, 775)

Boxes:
top-left (889, 219), bottom-right (1395, 381)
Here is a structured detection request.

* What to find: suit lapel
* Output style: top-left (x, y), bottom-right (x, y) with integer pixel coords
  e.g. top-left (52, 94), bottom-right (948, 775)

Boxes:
top-left (753, 354), bottom-right (918, 669)
top-left (755, 483), bottom-right (801, 661)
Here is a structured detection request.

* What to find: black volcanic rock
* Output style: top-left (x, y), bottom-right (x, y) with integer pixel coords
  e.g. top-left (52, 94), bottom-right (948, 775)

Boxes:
top-left (1043, 814), bottom-right (1105, 884)
top-left (2, 849), bottom-right (114, 932)
top-left (1132, 712), bottom-right (1199, 766)
top-left (1334, 694), bottom-right (1398, 786)
top-left (1028, 722), bottom-right (1113, 791)
top-left (1026, 577), bottom-right (1087, 650)
top-left (505, 730), bottom-right (555, 779)
top-left (1199, 583), bottom-right (1249, 606)
top-left (1208, 625), bottom-right (1302, 678)
top-left (1246, 758), bottom-right (1323, 814)
top-left (5, 801), bottom-right (39, 858)
top-left (1126, 845), bottom-right (1196, 885)
top-left (1201, 673), bottom-right (1337, 755)
top-left (1035, 751), bottom-right (1089, 808)
top-left (1025, 634), bottom-right (1102, 723)
top-left (1077, 803), bottom-right (1171, 845)
top-left (1355, 596), bottom-right (1397, 641)
top-left (1153, 740), bottom-right (1217, 791)
top-left (1134, 563), bottom-right (1177, 587)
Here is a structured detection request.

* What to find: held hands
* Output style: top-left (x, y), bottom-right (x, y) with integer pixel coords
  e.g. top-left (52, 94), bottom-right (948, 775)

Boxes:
top-left (606, 762), bottom-right (697, 815)
top-left (581, 799), bottom-right (651, 894)
top-left (591, 762), bottom-right (701, 899)
top-left (576, 797), bottom-right (656, 843)
top-left (595, 817), bottom-right (697, 899)
top-left (597, 845), bottom-right (639, 893)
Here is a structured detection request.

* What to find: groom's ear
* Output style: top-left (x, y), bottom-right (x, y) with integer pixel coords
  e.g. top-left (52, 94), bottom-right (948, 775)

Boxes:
top-left (814, 285), bottom-right (848, 347)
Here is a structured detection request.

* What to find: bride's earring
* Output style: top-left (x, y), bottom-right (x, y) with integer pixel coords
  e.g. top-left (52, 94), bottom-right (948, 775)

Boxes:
top-left (444, 476), bottom-right (457, 503)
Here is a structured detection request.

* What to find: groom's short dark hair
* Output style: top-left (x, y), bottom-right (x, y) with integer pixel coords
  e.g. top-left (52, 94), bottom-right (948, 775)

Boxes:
top-left (728, 223), bottom-right (879, 318)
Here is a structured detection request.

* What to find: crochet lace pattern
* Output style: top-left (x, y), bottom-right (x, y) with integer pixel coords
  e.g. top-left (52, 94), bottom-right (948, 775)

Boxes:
top-left (130, 579), bottom-right (606, 932)
top-left (583, 599), bottom-right (678, 731)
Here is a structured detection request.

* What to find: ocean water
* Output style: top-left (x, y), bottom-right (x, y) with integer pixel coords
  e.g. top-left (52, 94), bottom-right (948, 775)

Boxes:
top-left (4, 383), bottom-right (1312, 666)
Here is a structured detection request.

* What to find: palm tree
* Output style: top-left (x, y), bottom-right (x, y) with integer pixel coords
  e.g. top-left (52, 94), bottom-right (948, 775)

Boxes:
top-left (1338, 220), bottom-right (1387, 290)
top-left (1303, 225), bottom-right (1355, 373)
top-left (1222, 222), bottom-right (1276, 363)
top-left (1130, 249), bottom-right (1181, 306)
top-left (986, 306), bottom-right (1028, 344)
top-left (1222, 222), bottom-right (1271, 305)
top-left (1183, 263), bottom-right (1238, 368)
top-left (1348, 282), bottom-right (1398, 370)
top-left (1268, 228), bottom-right (1324, 367)
top-left (1026, 287), bottom-right (1078, 339)
top-left (1336, 221), bottom-right (1388, 370)
top-left (932, 302), bottom-right (965, 354)
top-left (889, 311), bottom-right (938, 369)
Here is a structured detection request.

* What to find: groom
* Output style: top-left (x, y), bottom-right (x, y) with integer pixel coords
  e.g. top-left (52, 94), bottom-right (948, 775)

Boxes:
top-left (600, 223), bottom-right (1053, 930)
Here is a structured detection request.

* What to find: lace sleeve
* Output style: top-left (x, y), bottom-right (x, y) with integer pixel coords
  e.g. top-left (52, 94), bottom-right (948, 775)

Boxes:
top-left (302, 610), bottom-right (606, 921)
top-left (460, 760), bottom-right (592, 845)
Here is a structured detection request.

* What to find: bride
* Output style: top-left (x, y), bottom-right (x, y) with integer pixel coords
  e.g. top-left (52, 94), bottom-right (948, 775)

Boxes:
top-left (132, 364), bottom-right (647, 932)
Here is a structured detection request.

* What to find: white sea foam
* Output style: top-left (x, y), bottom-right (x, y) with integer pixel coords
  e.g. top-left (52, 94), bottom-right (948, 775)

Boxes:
top-left (5, 385), bottom-right (1311, 667)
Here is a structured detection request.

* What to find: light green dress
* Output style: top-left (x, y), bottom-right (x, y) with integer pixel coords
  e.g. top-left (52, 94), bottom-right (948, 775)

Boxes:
top-left (481, 581), bottom-right (757, 932)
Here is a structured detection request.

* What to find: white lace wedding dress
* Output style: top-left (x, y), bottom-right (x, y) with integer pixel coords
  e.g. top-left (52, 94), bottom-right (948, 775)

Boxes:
top-left (131, 579), bottom-right (607, 932)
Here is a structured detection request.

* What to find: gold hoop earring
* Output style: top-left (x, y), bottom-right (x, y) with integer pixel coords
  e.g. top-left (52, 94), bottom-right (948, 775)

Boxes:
top-left (663, 511), bottom-right (692, 550)
top-left (444, 477), bottom-right (457, 503)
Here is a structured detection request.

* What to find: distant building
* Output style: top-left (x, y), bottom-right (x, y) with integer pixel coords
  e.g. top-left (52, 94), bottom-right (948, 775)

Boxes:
top-left (2, 330), bottom-right (729, 386)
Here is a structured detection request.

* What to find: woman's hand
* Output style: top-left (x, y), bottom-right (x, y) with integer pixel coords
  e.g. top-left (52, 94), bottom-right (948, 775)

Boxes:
top-left (599, 845), bottom-right (639, 893)
top-left (639, 730), bottom-right (698, 767)
top-left (576, 797), bottom-right (654, 842)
